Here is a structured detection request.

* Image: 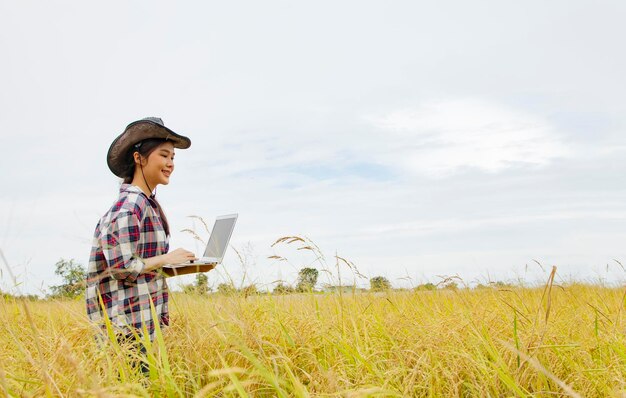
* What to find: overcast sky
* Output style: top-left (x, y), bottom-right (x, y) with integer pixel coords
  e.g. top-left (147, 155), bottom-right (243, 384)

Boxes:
top-left (1, 1), bottom-right (625, 295)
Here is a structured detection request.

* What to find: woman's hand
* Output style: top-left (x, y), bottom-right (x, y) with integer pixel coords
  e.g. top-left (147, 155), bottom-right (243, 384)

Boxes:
top-left (163, 248), bottom-right (197, 265)
top-left (142, 248), bottom-right (196, 272)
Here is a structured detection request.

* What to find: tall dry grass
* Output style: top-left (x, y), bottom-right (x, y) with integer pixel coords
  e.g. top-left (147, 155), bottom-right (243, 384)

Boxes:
top-left (2, 282), bottom-right (626, 396)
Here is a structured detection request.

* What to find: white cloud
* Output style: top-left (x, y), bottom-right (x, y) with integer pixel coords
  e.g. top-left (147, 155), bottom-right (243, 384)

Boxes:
top-left (369, 99), bottom-right (571, 177)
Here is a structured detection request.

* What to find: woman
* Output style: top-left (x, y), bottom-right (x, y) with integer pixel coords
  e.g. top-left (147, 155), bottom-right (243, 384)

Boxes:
top-left (85, 117), bottom-right (214, 348)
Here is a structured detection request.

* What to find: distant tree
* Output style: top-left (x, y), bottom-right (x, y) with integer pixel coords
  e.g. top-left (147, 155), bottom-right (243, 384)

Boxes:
top-left (475, 281), bottom-right (514, 290)
top-left (49, 259), bottom-right (85, 298)
top-left (217, 283), bottom-right (236, 295)
top-left (475, 283), bottom-right (488, 290)
top-left (273, 283), bottom-right (294, 295)
top-left (414, 283), bottom-right (436, 291)
top-left (296, 268), bottom-right (319, 292)
top-left (241, 284), bottom-right (258, 298)
top-left (0, 290), bottom-right (39, 300)
top-left (181, 274), bottom-right (211, 295)
top-left (196, 273), bottom-right (210, 295)
top-left (441, 281), bottom-right (458, 290)
top-left (370, 276), bottom-right (391, 291)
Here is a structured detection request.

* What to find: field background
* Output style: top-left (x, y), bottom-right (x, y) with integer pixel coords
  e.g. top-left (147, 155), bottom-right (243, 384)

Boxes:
top-left (3, 282), bottom-right (626, 397)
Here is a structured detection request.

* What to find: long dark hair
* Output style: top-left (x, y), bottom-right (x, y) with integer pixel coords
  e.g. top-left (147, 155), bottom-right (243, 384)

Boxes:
top-left (120, 138), bottom-right (171, 236)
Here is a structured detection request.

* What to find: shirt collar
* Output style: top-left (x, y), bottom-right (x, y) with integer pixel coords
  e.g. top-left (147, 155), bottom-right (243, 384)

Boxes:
top-left (120, 183), bottom-right (144, 195)
top-left (120, 183), bottom-right (158, 208)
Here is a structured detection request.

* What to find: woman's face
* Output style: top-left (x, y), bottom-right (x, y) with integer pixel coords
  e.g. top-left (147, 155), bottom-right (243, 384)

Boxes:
top-left (140, 141), bottom-right (176, 187)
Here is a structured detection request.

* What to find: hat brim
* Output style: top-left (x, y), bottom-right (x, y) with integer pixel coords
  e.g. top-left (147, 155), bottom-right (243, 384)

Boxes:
top-left (107, 120), bottom-right (192, 178)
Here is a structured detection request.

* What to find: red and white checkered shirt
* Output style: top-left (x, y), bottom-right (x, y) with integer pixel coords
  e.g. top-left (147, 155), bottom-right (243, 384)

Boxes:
top-left (86, 184), bottom-right (169, 341)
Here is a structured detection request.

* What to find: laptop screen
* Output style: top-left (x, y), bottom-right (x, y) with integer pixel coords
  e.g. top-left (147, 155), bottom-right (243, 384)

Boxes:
top-left (203, 215), bottom-right (237, 259)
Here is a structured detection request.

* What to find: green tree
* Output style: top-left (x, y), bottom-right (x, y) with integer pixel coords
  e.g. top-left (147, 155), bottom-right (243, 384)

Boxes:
top-left (241, 284), bottom-right (258, 297)
top-left (182, 273), bottom-right (211, 295)
top-left (296, 267), bottom-right (319, 292)
top-left (0, 290), bottom-right (39, 300)
top-left (49, 258), bottom-right (85, 298)
top-left (370, 276), bottom-right (391, 291)
top-left (273, 282), bottom-right (294, 295)
top-left (196, 273), bottom-right (210, 295)
top-left (217, 283), bottom-right (236, 295)
top-left (442, 281), bottom-right (458, 290)
top-left (415, 283), bottom-right (436, 291)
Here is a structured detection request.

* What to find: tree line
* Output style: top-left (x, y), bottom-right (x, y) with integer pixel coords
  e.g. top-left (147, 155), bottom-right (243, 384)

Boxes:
top-left (42, 260), bottom-right (398, 298)
top-left (36, 258), bottom-right (515, 299)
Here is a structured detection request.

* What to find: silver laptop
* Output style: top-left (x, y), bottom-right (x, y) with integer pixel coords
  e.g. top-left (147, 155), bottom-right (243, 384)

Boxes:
top-left (166, 213), bottom-right (238, 268)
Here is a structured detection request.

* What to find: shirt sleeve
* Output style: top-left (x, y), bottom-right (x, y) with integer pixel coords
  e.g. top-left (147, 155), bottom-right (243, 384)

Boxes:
top-left (101, 210), bottom-right (145, 282)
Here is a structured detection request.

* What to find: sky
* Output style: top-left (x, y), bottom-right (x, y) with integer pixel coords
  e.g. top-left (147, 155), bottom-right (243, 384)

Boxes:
top-left (1, 1), bottom-right (626, 295)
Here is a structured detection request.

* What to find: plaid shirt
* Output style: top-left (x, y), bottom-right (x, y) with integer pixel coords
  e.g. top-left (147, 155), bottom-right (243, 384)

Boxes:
top-left (86, 184), bottom-right (169, 341)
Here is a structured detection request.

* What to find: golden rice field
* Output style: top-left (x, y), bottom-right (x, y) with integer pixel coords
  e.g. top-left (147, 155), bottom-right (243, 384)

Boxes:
top-left (3, 283), bottom-right (626, 397)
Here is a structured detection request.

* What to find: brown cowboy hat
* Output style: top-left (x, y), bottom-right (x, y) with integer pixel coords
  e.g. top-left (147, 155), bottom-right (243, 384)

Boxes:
top-left (107, 117), bottom-right (192, 177)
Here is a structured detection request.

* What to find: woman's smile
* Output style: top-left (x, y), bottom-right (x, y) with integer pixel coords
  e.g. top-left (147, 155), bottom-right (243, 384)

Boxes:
top-left (143, 142), bottom-right (175, 187)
